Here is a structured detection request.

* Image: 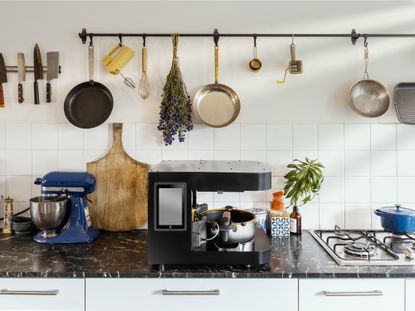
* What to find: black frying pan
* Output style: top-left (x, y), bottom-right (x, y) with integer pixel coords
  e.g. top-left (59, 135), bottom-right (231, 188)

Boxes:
top-left (64, 41), bottom-right (113, 129)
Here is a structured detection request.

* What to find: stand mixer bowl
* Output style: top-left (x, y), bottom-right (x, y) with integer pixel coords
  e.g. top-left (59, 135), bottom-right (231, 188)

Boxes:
top-left (30, 196), bottom-right (68, 237)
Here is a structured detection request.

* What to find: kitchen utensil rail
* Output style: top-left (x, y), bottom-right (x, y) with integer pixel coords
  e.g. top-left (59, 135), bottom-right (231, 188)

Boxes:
top-left (5, 65), bottom-right (61, 74)
top-left (79, 28), bottom-right (415, 45)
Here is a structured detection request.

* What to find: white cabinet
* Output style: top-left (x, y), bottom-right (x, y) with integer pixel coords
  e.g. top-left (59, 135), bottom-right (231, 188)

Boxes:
top-left (299, 279), bottom-right (404, 311)
top-left (406, 279), bottom-right (415, 310)
top-left (0, 278), bottom-right (84, 311)
top-left (86, 278), bottom-right (297, 311)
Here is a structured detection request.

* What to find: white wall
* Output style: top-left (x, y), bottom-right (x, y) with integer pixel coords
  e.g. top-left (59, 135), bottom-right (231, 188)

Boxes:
top-left (1, 1), bottom-right (415, 229)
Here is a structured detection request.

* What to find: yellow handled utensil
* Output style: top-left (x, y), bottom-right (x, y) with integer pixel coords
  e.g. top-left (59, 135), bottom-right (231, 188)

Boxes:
top-left (102, 43), bottom-right (134, 74)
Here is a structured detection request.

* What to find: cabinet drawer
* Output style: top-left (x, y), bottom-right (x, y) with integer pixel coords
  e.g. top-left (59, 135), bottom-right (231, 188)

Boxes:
top-left (86, 278), bottom-right (297, 311)
top-left (0, 278), bottom-right (84, 311)
top-left (299, 279), bottom-right (404, 311)
top-left (406, 279), bottom-right (415, 310)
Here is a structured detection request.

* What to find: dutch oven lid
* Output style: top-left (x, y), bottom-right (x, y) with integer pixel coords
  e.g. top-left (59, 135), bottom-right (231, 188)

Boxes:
top-left (376, 204), bottom-right (415, 216)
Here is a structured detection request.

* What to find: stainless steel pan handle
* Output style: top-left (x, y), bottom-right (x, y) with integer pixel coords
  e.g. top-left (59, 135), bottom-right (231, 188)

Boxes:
top-left (0, 289), bottom-right (59, 296)
top-left (162, 289), bottom-right (220, 296)
top-left (88, 40), bottom-right (94, 82)
top-left (323, 290), bottom-right (383, 297)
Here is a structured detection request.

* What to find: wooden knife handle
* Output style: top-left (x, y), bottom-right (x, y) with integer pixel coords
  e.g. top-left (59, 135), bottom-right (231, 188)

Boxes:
top-left (0, 84), bottom-right (4, 108)
top-left (18, 83), bottom-right (24, 103)
top-left (34, 81), bottom-right (40, 105)
top-left (46, 82), bottom-right (51, 103)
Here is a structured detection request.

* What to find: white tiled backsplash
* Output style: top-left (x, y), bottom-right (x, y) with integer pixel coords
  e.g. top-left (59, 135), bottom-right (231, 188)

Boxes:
top-left (1, 122), bottom-right (414, 230)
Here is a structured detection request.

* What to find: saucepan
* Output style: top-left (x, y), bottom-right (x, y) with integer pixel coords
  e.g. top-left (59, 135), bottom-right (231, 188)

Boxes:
top-left (374, 204), bottom-right (415, 234)
top-left (349, 40), bottom-right (390, 117)
top-left (197, 206), bottom-right (256, 243)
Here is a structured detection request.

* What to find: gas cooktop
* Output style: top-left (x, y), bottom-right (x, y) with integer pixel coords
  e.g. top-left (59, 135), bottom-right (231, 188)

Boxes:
top-left (310, 226), bottom-right (415, 266)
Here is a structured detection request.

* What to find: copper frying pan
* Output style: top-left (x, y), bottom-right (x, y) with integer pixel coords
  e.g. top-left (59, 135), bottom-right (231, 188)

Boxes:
top-left (192, 41), bottom-right (240, 128)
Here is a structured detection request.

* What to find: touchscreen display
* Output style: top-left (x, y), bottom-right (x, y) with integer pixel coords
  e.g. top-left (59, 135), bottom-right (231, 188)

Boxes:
top-left (158, 187), bottom-right (183, 226)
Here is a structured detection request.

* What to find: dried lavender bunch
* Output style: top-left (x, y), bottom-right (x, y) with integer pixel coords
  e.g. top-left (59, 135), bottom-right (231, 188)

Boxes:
top-left (158, 33), bottom-right (193, 145)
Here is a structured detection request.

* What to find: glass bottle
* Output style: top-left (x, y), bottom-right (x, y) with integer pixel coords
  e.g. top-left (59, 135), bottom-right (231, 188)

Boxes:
top-left (290, 205), bottom-right (302, 235)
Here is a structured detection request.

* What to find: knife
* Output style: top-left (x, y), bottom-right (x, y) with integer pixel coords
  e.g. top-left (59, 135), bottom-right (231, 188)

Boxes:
top-left (17, 53), bottom-right (25, 103)
top-left (46, 52), bottom-right (59, 103)
top-left (0, 53), bottom-right (7, 108)
top-left (33, 44), bottom-right (43, 105)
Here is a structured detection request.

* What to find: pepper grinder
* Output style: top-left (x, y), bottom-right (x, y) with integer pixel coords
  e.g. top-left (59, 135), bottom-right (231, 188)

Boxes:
top-left (2, 196), bottom-right (13, 234)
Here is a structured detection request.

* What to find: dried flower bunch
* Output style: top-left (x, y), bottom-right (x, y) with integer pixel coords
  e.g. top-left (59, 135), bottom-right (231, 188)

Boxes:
top-left (158, 33), bottom-right (193, 145)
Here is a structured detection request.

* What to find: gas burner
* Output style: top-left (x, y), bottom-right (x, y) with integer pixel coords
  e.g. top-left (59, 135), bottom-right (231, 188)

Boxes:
top-left (384, 235), bottom-right (415, 254)
top-left (344, 241), bottom-right (376, 258)
top-left (310, 227), bottom-right (415, 266)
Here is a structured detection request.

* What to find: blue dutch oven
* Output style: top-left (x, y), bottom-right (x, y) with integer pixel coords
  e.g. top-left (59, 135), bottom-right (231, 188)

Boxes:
top-left (374, 204), bottom-right (415, 234)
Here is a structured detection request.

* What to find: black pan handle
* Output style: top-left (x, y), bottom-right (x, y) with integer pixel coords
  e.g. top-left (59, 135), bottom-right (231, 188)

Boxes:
top-left (34, 80), bottom-right (40, 105)
top-left (46, 82), bottom-right (51, 103)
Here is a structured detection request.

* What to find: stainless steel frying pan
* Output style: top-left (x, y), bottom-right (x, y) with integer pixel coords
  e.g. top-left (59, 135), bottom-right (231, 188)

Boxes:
top-left (349, 45), bottom-right (390, 118)
top-left (192, 43), bottom-right (240, 128)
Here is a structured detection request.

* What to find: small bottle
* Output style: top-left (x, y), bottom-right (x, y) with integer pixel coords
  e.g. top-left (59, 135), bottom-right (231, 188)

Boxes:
top-left (269, 191), bottom-right (290, 237)
top-left (290, 206), bottom-right (302, 235)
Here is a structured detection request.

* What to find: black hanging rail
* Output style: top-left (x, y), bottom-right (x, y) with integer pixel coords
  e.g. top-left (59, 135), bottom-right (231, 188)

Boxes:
top-left (79, 28), bottom-right (415, 45)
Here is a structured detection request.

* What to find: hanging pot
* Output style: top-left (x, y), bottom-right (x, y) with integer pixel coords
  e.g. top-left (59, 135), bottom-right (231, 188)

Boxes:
top-left (374, 204), bottom-right (415, 234)
top-left (349, 40), bottom-right (390, 117)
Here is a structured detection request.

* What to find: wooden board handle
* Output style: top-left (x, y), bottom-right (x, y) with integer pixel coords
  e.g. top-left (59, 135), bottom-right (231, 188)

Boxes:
top-left (112, 123), bottom-right (123, 150)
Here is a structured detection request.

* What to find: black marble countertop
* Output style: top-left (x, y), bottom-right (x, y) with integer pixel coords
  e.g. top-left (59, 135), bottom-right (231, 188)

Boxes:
top-left (1, 230), bottom-right (415, 278)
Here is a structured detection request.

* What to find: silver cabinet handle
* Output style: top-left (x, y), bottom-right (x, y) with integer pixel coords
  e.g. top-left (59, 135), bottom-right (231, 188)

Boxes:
top-left (323, 290), bottom-right (383, 297)
top-left (162, 289), bottom-right (220, 296)
top-left (0, 289), bottom-right (59, 296)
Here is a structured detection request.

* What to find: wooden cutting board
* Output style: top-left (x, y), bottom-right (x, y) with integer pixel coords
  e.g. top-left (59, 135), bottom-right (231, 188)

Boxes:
top-left (87, 123), bottom-right (149, 231)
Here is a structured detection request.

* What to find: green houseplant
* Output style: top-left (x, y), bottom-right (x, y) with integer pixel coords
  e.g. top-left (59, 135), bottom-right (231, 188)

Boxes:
top-left (283, 157), bottom-right (324, 234)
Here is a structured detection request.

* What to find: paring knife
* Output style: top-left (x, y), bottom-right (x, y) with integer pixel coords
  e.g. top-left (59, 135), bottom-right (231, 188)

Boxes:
top-left (33, 44), bottom-right (43, 105)
top-left (17, 53), bottom-right (25, 103)
top-left (46, 52), bottom-right (59, 103)
top-left (0, 53), bottom-right (7, 108)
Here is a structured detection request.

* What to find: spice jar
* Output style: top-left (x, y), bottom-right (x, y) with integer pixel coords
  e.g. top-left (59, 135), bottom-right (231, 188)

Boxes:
top-left (269, 191), bottom-right (290, 237)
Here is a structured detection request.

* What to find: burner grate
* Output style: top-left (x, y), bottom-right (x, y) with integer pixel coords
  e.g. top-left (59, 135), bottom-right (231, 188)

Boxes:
top-left (309, 227), bottom-right (412, 266)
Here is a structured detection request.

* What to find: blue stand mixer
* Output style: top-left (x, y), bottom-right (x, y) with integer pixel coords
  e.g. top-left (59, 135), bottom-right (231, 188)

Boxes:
top-left (30, 172), bottom-right (99, 244)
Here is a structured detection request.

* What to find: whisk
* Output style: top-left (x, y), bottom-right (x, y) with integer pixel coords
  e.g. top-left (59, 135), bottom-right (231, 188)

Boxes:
top-left (139, 37), bottom-right (150, 99)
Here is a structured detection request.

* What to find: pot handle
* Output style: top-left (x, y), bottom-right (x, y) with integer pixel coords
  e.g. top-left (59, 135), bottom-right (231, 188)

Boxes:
top-left (205, 221), bottom-right (220, 241)
top-left (220, 211), bottom-right (232, 242)
top-left (374, 209), bottom-right (384, 216)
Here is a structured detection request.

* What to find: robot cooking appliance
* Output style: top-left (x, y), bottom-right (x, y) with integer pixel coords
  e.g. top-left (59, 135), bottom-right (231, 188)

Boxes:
top-left (31, 171), bottom-right (99, 244)
top-left (148, 160), bottom-right (272, 266)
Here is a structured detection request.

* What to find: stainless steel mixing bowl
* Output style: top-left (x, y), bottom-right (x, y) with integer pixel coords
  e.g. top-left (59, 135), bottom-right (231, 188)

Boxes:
top-left (30, 196), bottom-right (68, 237)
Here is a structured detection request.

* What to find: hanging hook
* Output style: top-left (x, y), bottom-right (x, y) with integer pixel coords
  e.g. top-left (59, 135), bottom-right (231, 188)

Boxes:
top-left (142, 34), bottom-right (146, 47)
top-left (88, 34), bottom-right (93, 46)
top-left (292, 34), bottom-right (295, 44)
top-left (118, 33), bottom-right (123, 47)
top-left (213, 28), bottom-right (220, 47)
top-left (253, 34), bottom-right (257, 47)
top-left (363, 34), bottom-right (368, 47)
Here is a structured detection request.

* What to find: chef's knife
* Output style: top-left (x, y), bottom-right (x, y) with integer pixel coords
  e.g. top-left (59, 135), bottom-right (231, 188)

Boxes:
top-left (33, 44), bottom-right (43, 105)
top-left (46, 52), bottom-right (59, 103)
top-left (17, 53), bottom-right (25, 103)
top-left (0, 53), bottom-right (7, 108)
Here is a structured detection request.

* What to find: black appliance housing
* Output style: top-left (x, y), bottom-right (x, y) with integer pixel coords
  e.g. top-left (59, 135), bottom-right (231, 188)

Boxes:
top-left (148, 160), bottom-right (272, 266)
